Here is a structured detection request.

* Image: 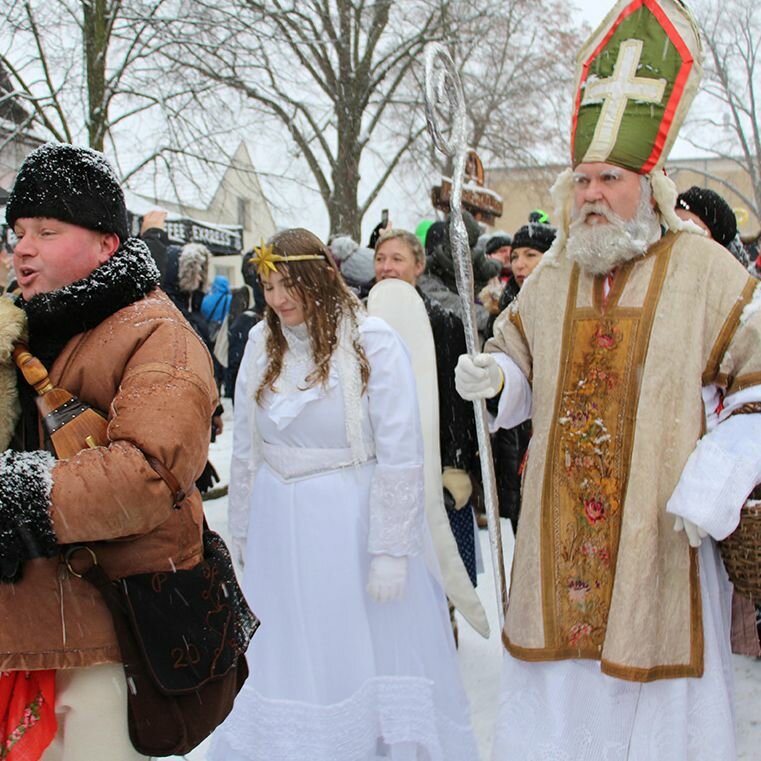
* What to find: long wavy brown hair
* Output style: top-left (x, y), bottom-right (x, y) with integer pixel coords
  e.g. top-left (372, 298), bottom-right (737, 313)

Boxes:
top-left (256, 228), bottom-right (370, 404)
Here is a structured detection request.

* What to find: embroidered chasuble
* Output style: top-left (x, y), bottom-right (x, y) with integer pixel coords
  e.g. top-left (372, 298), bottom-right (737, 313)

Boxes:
top-left (488, 231), bottom-right (761, 682)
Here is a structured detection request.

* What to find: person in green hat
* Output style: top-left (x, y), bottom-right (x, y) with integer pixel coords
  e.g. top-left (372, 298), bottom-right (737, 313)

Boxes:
top-left (456, 1), bottom-right (761, 758)
top-left (415, 218), bottom-right (435, 248)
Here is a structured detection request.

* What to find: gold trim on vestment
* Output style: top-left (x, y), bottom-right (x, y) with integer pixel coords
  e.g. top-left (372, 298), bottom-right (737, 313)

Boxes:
top-left (539, 264), bottom-right (579, 650)
top-left (503, 545), bottom-right (705, 681)
top-left (509, 308), bottom-right (527, 344)
top-left (508, 310), bottom-right (531, 383)
top-left (728, 372), bottom-right (761, 396)
top-left (729, 401), bottom-right (761, 416)
top-left (509, 237), bottom-right (706, 681)
top-left (702, 275), bottom-right (758, 386)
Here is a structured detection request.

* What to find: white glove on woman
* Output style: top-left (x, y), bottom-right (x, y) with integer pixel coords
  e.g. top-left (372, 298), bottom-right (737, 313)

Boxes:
top-left (455, 353), bottom-right (504, 400)
top-left (367, 555), bottom-right (407, 603)
top-left (673, 516), bottom-right (708, 548)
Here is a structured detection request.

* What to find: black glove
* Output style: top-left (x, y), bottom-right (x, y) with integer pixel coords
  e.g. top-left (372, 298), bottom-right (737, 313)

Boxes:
top-left (0, 524), bottom-right (26, 583)
top-left (0, 450), bottom-right (58, 583)
top-left (196, 460), bottom-right (220, 494)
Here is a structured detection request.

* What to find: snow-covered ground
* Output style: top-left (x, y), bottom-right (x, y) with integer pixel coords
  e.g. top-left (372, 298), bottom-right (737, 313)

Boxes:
top-left (177, 406), bottom-right (761, 761)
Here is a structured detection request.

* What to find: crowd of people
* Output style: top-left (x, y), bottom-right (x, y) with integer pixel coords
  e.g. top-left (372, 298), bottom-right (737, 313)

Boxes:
top-left (2, 1), bottom-right (761, 760)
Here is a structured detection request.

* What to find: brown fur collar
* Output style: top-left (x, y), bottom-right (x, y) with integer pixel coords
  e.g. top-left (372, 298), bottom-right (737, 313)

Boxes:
top-left (0, 299), bottom-right (27, 450)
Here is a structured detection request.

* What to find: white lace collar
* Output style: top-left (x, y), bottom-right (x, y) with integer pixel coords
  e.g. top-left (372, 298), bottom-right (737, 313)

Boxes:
top-left (249, 311), bottom-right (369, 464)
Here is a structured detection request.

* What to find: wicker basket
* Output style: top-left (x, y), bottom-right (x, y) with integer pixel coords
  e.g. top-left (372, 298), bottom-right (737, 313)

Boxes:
top-left (719, 499), bottom-right (761, 606)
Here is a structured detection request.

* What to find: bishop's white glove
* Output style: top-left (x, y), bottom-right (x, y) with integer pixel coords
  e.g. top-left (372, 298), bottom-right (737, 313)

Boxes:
top-left (231, 536), bottom-right (247, 570)
top-left (367, 555), bottom-right (407, 603)
top-left (455, 353), bottom-right (504, 401)
top-left (673, 516), bottom-right (708, 548)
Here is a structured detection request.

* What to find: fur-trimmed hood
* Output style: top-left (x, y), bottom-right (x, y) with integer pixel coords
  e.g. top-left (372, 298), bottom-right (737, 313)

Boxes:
top-left (0, 298), bottom-right (27, 450)
top-left (178, 243), bottom-right (210, 294)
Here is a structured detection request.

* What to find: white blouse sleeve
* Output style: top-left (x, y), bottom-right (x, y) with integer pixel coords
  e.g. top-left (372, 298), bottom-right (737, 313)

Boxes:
top-left (362, 320), bottom-right (425, 557)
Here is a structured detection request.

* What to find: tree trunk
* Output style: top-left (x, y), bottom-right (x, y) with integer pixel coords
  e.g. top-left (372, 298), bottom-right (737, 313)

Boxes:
top-left (82, 0), bottom-right (109, 151)
top-left (328, 156), bottom-right (362, 241)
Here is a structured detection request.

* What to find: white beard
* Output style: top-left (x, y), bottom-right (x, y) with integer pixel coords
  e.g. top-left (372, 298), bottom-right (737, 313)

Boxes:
top-left (566, 188), bottom-right (661, 276)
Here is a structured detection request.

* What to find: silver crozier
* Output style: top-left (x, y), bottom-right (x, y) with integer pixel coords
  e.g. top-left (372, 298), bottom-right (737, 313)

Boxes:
top-left (423, 43), bottom-right (508, 628)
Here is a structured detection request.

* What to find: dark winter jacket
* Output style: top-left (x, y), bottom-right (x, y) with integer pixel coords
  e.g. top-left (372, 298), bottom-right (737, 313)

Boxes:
top-left (417, 270), bottom-right (493, 339)
top-left (162, 244), bottom-right (213, 351)
top-left (227, 308), bottom-right (260, 398)
top-left (420, 290), bottom-right (477, 474)
top-left (0, 240), bottom-right (217, 671)
top-left (140, 225), bottom-right (169, 279)
top-left (417, 210), bottom-right (499, 342)
top-left (484, 279), bottom-right (530, 530)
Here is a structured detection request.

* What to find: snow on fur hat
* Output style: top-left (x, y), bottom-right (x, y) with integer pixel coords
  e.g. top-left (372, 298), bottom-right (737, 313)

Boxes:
top-left (511, 223), bottom-right (556, 253)
top-left (676, 186), bottom-right (737, 248)
top-left (6, 142), bottom-right (129, 242)
top-left (572, 0), bottom-right (702, 173)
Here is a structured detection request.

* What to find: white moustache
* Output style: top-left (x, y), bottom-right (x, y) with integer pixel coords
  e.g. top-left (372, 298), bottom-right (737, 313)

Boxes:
top-left (573, 203), bottom-right (619, 226)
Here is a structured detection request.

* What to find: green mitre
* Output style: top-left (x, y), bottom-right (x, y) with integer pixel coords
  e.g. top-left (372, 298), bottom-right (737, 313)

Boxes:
top-left (572, 0), bottom-right (703, 173)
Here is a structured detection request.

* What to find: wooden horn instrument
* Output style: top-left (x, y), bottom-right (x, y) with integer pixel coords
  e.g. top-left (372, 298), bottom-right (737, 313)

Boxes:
top-left (12, 343), bottom-right (109, 459)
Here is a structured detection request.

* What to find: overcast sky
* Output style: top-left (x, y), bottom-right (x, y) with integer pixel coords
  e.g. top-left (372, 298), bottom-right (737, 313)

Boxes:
top-left (575, 0), bottom-right (610, 27)
top-left (258, 0), bottom-right (704, 240)
top-left (338, 1), bottom-right (611, 242)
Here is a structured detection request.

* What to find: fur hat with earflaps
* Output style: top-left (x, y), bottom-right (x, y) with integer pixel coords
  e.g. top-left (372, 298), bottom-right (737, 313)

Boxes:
top-left (6, 143), bottom-right (129, 243)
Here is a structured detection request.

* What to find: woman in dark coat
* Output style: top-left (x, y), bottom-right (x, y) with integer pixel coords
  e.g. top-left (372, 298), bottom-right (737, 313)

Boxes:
top-left (486, 223), bottom-right (556, 532)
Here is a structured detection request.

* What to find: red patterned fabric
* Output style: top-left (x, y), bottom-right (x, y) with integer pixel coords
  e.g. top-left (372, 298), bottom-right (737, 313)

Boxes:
top-left (0, 671), bottom-right (57, 761)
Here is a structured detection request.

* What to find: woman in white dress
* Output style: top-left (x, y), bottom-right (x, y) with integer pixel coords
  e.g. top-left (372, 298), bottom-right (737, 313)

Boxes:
top-left (209, 228), bottom-right (478, 761)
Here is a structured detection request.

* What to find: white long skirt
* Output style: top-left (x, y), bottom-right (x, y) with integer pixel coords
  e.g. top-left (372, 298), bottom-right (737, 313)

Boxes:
top-left (209, 461), bottom-right (478, 761)
top-left (490, 540), bottom-right (737, 761)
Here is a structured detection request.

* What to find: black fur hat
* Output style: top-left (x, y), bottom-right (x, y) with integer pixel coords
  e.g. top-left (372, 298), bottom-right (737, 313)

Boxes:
top-left (676, 186), bottom-right (737, 249)
top-left (6, 143), bottom-right (129, 242)
top-left (485, 233), bottom-right (512, 257)
top-left (512, 223), bottom-right (556, 254)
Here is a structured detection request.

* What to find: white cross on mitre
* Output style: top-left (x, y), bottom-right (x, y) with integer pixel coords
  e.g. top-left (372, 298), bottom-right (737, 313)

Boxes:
top-left (580, 39), bottom-right (667, 163)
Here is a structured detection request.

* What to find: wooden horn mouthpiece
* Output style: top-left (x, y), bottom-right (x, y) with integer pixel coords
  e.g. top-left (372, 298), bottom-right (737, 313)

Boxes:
top-left (12, 343), bottom-right (54, 395)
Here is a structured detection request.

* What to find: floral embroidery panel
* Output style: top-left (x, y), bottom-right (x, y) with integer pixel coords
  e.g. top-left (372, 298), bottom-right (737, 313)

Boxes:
top-left (548, 314), bottom-right (642, 657)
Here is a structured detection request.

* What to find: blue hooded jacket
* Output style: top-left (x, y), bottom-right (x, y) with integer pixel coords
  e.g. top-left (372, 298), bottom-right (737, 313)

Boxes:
top-left (201, 275), bottom-right (232, 324)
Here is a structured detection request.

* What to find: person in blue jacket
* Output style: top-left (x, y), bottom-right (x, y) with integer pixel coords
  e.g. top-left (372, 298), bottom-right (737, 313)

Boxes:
top-left (202, 274), bottom-right (232, 341)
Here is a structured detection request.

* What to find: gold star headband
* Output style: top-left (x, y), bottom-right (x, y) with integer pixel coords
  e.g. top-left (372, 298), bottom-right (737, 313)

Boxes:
top-left (249, 240), bottom-right (326, 280)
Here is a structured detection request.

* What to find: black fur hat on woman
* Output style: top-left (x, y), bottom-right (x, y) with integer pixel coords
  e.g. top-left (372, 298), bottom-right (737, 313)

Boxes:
top-left (511, 223), bottom-right (557, 254)
top-left (675, 186), bottom-right (737, 249)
